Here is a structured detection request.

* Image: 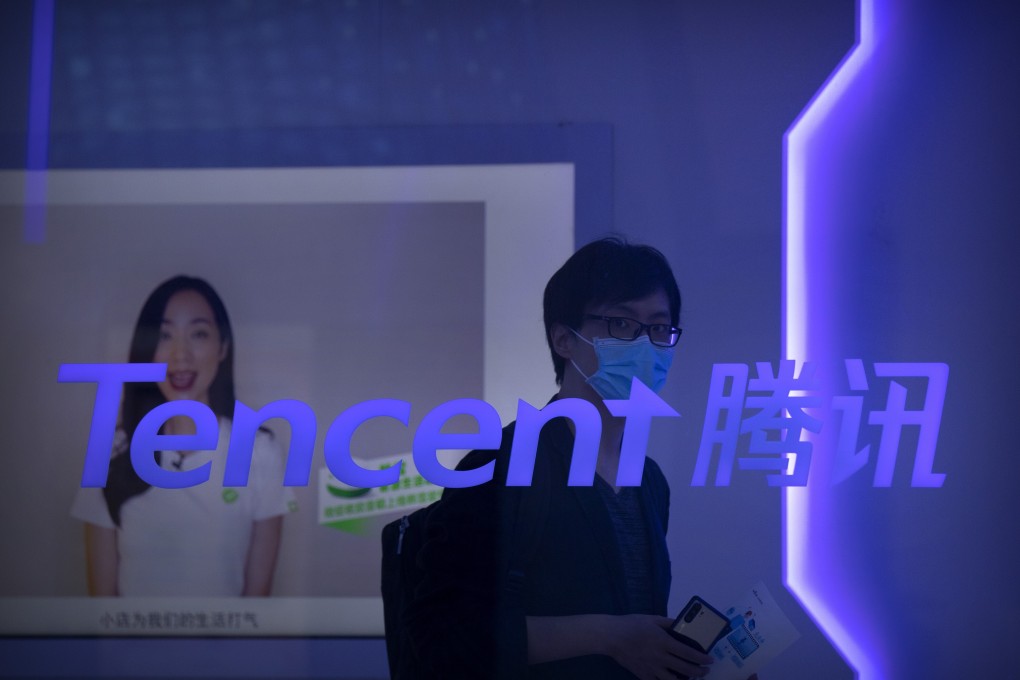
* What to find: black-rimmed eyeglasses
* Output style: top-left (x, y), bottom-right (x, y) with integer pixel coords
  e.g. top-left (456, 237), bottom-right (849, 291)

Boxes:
top-left (583, 314), bottom-right (682, 347)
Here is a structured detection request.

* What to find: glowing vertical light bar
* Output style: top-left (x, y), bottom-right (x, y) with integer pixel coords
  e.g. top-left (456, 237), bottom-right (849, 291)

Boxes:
top-left (782, 0), bottom-right (883, 678)
top-left (25, 0), bottom-right (55, 243)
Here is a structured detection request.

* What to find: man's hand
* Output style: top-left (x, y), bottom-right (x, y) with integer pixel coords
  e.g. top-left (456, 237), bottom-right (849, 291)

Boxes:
top-left (605, 614), bottom-right (714, 680)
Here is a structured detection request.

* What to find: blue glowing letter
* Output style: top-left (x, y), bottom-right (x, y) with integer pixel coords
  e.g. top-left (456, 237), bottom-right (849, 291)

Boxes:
top-left (413, 399), bottom-right (501, 488)
top-left (323, 399), bottom-right (408, 488)
top-left (224, 400), bottom-right (318, 487)
top-left (131, 400), bottom-right (219, 489)
top-left (58, 362), bottom-right (168, 487)
top-left (869, 362), bottom-right (948, 488)
top-left (605, 379), bottom-right (681, 486)
top-left (692, 363), bottom-right (749, 487)
top-left (507, 398), bottom-right (601, 486)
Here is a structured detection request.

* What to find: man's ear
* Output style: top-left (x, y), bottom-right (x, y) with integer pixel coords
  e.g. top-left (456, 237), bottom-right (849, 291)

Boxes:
top-left (550, 323), bottom-right (576, 360)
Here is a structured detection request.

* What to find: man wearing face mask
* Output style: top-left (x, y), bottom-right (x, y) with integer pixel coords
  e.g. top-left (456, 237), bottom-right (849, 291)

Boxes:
top-left (403, 238), bottom-right (743, 680)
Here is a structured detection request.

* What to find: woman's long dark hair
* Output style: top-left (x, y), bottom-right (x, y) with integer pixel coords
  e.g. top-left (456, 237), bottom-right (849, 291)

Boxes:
top-left (103, 276), bottom-right (236, 525)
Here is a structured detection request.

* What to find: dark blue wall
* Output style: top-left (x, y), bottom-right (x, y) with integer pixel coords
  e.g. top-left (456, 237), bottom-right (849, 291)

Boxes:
top-left (1, 1), bottom-right (1016, 678)
top-left (797, 1), bottom-right (1020, 677)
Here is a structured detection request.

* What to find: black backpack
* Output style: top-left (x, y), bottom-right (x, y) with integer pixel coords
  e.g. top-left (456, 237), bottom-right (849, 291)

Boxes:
top-left (380, 441), bottom-right (551, 680)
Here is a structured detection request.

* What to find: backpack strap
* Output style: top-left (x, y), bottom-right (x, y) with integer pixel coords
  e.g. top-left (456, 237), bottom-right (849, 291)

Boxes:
top-left (501, 422), bottom-right (554, 598)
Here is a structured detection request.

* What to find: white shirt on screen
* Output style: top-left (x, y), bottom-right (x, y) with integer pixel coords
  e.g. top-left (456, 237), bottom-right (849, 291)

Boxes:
top-left (71, 418), bottom-right (295, 597)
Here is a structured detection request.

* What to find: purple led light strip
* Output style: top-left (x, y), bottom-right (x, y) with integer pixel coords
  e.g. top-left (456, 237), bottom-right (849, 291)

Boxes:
top-left (782, 0), bottom-right (883, 678)
top-left (25, 0), bottom-right (55, 244)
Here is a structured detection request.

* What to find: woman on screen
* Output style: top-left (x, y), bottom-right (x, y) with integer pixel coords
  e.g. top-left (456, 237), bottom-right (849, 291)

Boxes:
top-left (71, 275), bottom-right (293, 596)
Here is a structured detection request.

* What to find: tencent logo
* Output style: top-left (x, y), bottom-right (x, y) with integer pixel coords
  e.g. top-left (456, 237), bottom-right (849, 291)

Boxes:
top-left (58, 363), bottom-right (679, 491)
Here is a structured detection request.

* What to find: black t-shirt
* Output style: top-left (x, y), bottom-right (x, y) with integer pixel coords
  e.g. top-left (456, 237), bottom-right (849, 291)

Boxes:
top-left (405, 414), bottom-right (672, 679)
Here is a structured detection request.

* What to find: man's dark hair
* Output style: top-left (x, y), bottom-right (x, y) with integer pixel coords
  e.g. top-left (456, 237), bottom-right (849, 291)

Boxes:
top-left (543, 237), bottom-right (681, 385)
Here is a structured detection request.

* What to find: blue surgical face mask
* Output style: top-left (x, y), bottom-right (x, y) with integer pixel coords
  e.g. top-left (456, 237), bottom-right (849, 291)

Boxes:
top-left (569, 330), bottom-right (674, 400)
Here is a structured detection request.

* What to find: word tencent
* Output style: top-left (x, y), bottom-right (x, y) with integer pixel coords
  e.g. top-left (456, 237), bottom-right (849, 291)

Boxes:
top-left (59, 363), bottom-right (679, 490)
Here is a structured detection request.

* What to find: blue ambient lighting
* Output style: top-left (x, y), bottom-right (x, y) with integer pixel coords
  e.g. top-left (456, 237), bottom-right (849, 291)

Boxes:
top-left (25, 0), bottom-right (54, 244)
top-left (783, 0), bottom-right (885, 678)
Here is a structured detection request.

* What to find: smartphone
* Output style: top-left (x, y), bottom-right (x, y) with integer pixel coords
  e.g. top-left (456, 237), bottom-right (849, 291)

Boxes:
top-left (670, 595), bottom-right (730, 653)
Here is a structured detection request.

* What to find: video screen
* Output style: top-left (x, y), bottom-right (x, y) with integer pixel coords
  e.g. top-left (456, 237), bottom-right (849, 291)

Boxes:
top-left (0, 165), bottom-right (573, 636)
